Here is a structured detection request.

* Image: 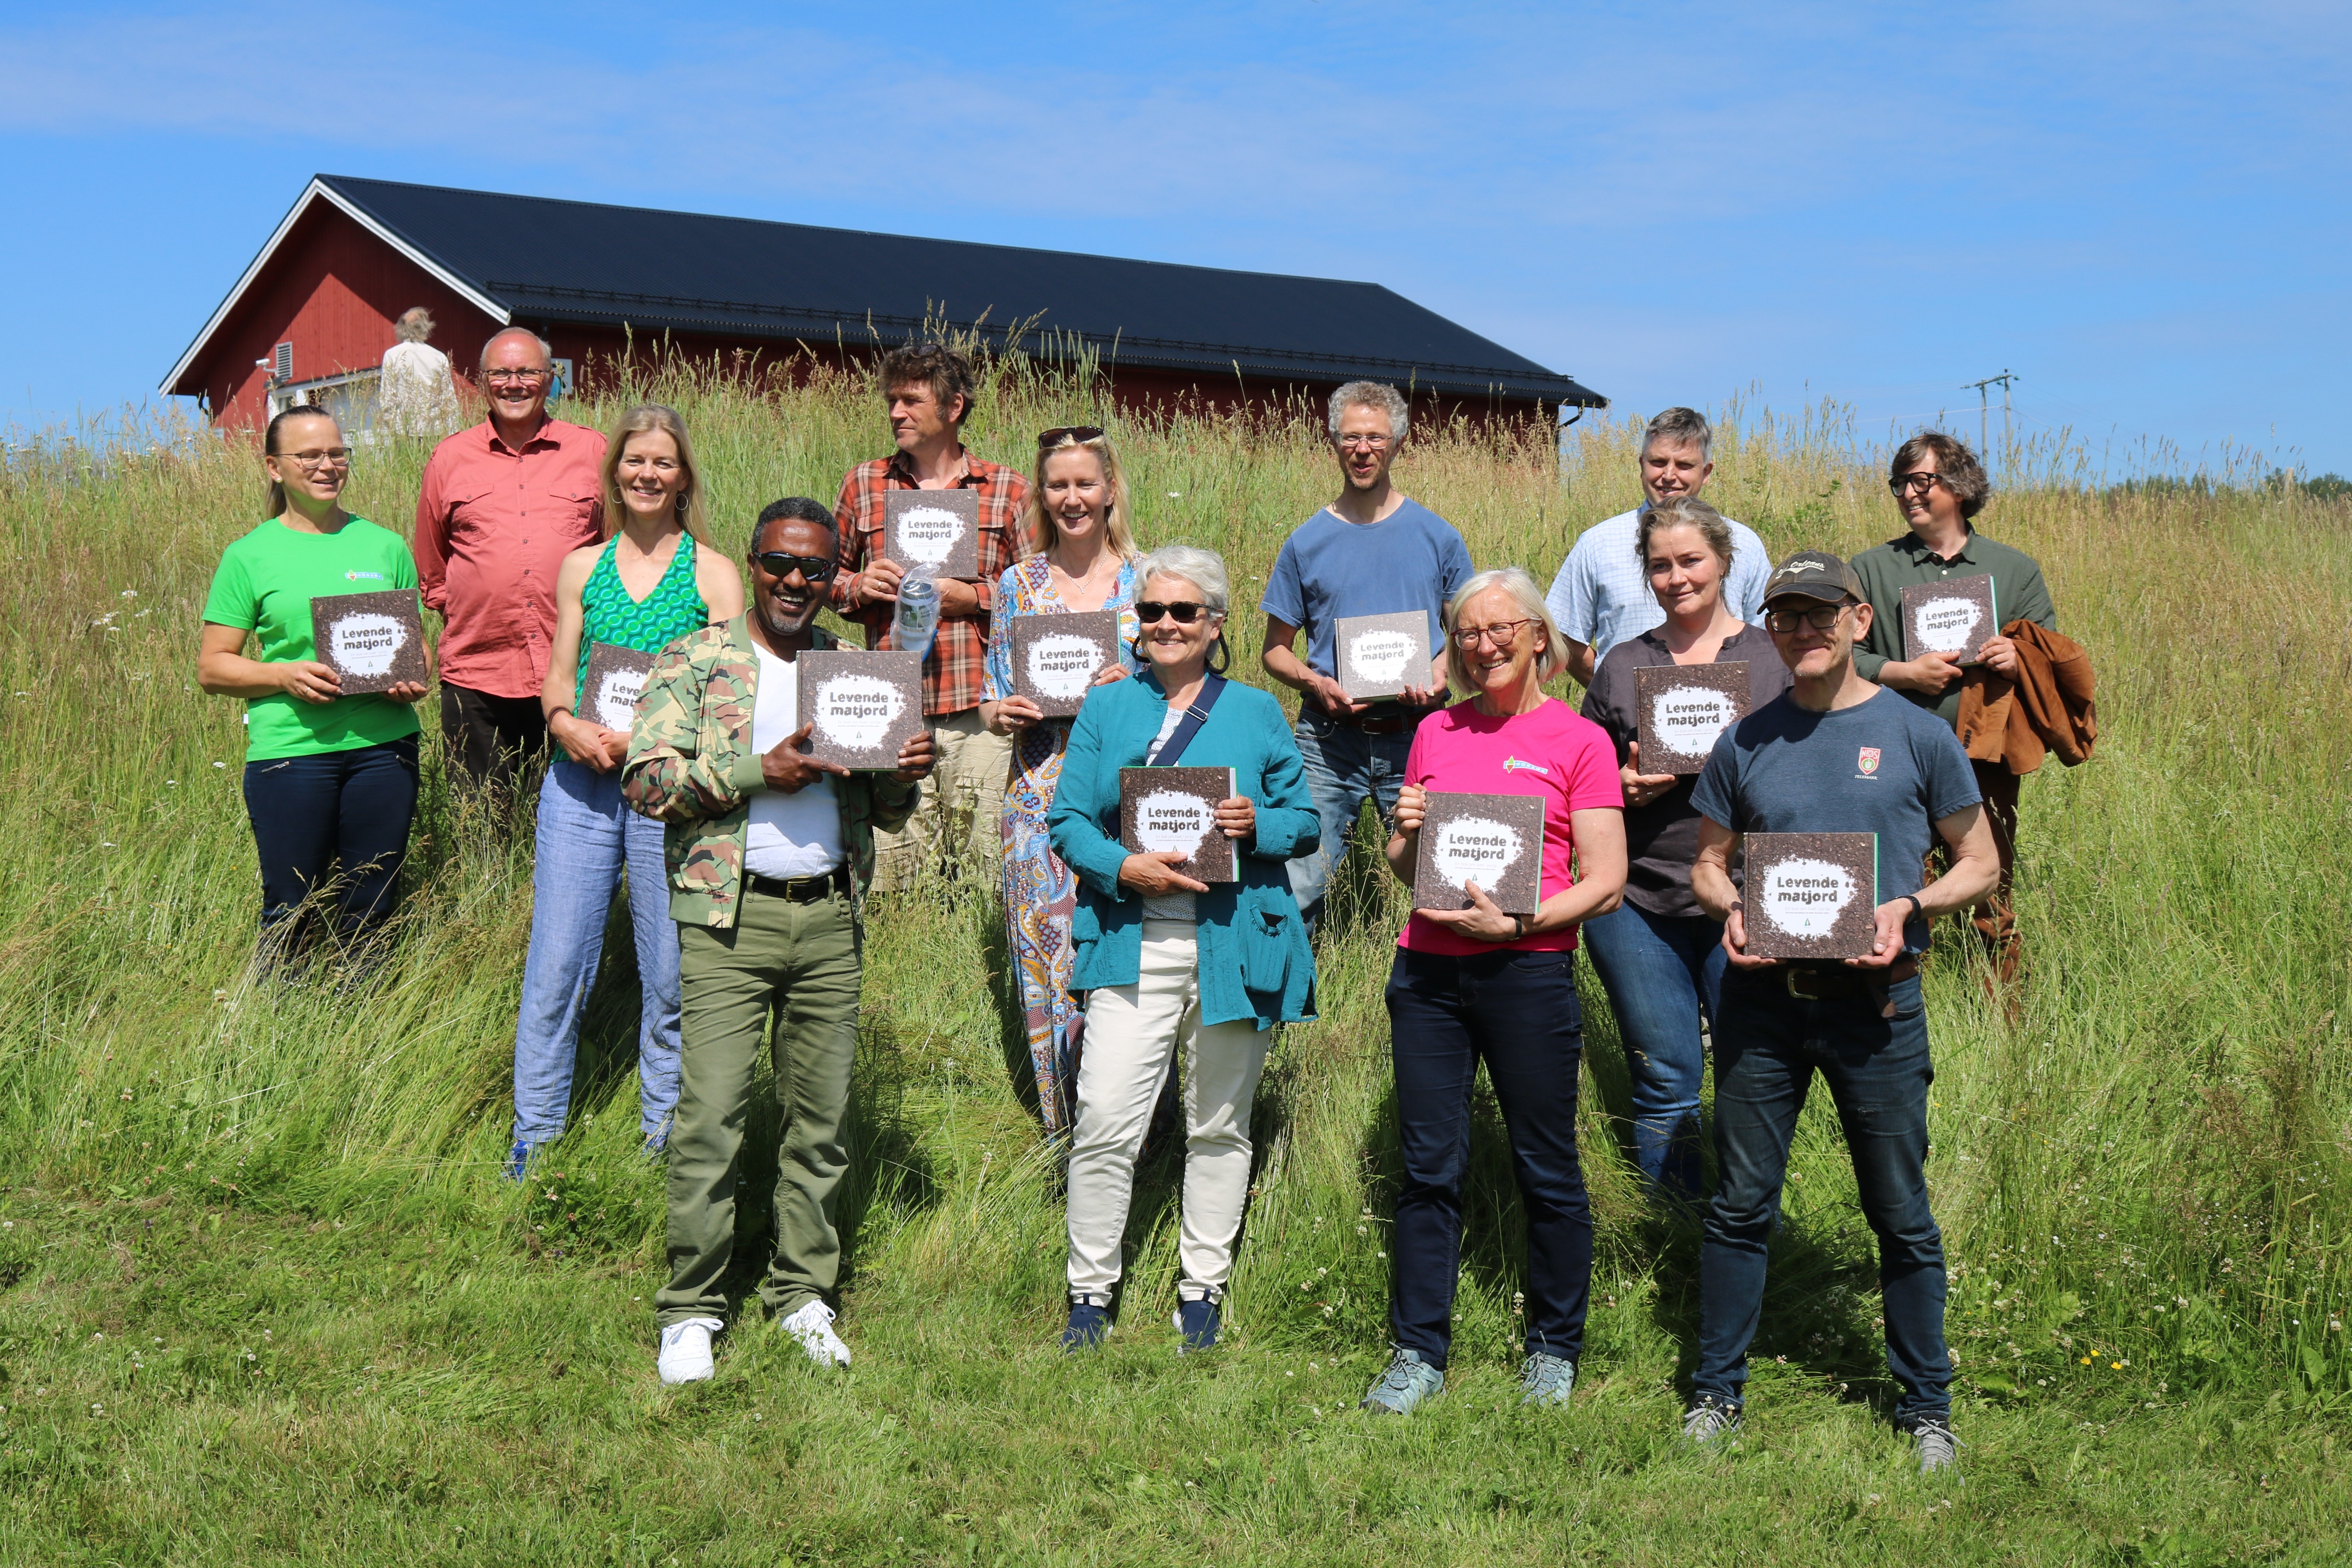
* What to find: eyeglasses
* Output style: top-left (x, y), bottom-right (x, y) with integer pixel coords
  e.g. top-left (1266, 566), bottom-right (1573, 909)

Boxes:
top-left (277, 448), bottom-right (351, 470)
top-left (1451, 618), bottom-right (1536, 649)
top-left (1888, 470), bottom-right (1946, 495)
top-left (484, 369), bottom-right (552, 387)
top-left (1134, 600), bottom-right (1211, 624)
top-left (753, 552), bottom-right (838, 581)
top-left (1763, 604), bottom-right (1850, 633)
top-left (1336, 434), bottom-right (1393, 452)
top-left (1038, 425), bottom-right (1105, 448)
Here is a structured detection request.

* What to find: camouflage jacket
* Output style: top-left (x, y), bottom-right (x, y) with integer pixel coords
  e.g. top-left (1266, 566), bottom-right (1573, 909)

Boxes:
top-left (622, 617), bottom-right (918, 930)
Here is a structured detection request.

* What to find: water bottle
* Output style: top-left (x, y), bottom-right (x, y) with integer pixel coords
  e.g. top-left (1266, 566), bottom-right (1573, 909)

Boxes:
top-left (894, 563), bottom-right (941, 664)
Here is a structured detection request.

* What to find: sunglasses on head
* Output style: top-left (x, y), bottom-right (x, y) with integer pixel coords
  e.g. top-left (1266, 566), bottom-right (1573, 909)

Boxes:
top-left (1037, 425), bottom-right (1105, 448)
top-left (1134, 599), bottom-right (1210, 624)
top-left (753, 551), bottom-right (838, 581)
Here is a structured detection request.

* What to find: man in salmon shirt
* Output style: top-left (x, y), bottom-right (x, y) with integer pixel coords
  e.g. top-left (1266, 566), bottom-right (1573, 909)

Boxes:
top-left (414, 327), bottom-right (607, 797)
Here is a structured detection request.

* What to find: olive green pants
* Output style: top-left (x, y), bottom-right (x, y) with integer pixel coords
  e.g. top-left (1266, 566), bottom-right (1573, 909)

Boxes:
top-left (656, 885), bottom-right (860, 1328)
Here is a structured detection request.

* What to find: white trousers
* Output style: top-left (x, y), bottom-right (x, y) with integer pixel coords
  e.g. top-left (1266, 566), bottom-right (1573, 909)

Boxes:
top-left (1066, 920), bottom-right (1271, 1301)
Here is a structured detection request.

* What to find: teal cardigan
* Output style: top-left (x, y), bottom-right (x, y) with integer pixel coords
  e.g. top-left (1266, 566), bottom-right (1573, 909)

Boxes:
top-left (1047, 671), bottom-right (1319, 1030)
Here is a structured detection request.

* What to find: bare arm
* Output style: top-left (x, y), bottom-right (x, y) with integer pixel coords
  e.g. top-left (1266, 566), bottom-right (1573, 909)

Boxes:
top-left (1564, 638), bottom-right (1597, 688)
top-left (1388, 794), bottom-right (1627, 938)
top-left (696, 550), bottom-right (746, 622)
top-left (1261, 615), bottom-right (1361, 714)
top-left (199, 622), bottom-right (334, 703)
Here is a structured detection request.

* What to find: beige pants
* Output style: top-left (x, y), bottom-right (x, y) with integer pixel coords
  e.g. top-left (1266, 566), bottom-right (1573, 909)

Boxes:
top-left (870, 706), bottom-right (1009, 893)
top-left (1066, 921), bottom-right (1271, 1302)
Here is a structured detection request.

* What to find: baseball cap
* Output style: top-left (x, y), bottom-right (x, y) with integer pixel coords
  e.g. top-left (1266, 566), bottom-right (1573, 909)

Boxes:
top-left (1760, 550), bottom-right (1864, 607)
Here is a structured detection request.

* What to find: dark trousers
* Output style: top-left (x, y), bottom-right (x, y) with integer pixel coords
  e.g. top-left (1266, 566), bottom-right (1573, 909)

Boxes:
top-left (241, 738), bottom-right (419, 954)
top-left (1931, 759), bottom-right (2022, 982)
top-left (439, 682), bottom-right (548, 795)
top-left (1696, 969), bottom-right (1950, 1424)
top-left (1383, 947), bottom-right (1593, 1369)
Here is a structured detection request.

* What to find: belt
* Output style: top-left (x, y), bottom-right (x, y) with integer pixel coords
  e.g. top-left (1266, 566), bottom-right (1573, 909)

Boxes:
top-left (1307, 701), bottom-right (1439, 736)
top-left (1779, 956), bottom-right (1920, 1004)
top-left (746, 867), bottom-right (850, 902)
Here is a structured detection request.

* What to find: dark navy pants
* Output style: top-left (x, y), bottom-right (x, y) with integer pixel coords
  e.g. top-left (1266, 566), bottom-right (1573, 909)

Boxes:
top-left (241, 737), bottom-right (418, 954)
top-left (1695, 969), bottom-right (1950, 1423)
top-left (1383, 946), bottom-right (1593, 1369)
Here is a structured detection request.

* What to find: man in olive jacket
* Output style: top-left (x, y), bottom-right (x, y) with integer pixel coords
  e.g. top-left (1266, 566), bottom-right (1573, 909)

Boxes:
top-left (623, 498), bottom-right (933, 1386)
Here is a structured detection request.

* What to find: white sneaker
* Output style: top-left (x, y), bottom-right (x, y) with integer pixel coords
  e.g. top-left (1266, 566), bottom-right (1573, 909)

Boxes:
top-left (777, 1299), bottom-right (853, 1368)
top-left (656, 1317), bottom-right (724, 1386)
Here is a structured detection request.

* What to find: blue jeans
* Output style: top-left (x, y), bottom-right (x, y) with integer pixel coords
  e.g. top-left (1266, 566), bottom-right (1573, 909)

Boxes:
top-left (241, 737), bottom-right (418, 955)
top-left (1287, 711), bottom-right (1416, 929)
top-left (1580, 902), bottom-right (1725, 1203)
top-left (1695, 970), bottom-right (1949, 1424)
top-left (512, 758), bottom-right (683, 1149)
top-left (1383, 947), bottom-right (1593, 1369)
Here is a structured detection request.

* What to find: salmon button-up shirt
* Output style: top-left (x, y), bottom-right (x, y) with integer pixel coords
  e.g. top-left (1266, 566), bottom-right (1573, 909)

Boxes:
top-left (414, 417), bottom-right (608, 699)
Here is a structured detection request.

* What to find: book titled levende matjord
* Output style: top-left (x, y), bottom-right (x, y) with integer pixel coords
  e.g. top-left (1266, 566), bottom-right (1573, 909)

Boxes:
top-left (795, 649), bottom-right (927, 770)
top-left (310, 589), bottom-right (428, 693)
top-left (1633, 662), bottom-right (1751, 775)
top-left (580, 642), bottom-right (655, 733)
top-left (882, 490), bottom-right (982, 579)
top-left (1009, 610), bottom-right (1120, 718)
top-left (1900, 574), bottom-right (1999, 665)
top-left (1411, 791), bottom-right (1544, 915)
top-left (1118, 766), bottom-right (1237, 884)
top-left (1741, 831), bottom-right (1878, 960)
top-left (1333, 611), bottom-right (1432, 702)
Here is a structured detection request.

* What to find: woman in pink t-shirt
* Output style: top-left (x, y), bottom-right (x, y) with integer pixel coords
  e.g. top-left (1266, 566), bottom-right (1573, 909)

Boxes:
top-left (1357, 567), bottom-right (1627, 1418)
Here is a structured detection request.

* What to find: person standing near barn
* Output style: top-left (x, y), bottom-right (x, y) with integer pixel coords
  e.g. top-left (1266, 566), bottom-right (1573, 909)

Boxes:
top-left (414, 326), bottom-right (607, 799)
top-left (377, 307), bottom-right (461, 438)
top-left (829, 344), bottom-right (1027, 891)
top-left (1849, 432), bottom-right (2057, 986)
top-left (1260, 381), bottom-right (1471, 933)
top-left (1543, 407), bottom-right (1772, 687)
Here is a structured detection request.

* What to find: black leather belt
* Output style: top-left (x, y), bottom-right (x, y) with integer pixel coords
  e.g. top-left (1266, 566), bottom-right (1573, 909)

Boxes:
top-left (1306, 701), bottom-right (1440, 736)
top-left (746, 867), bottom-right (849, 902)
top-left (1780, 956), bottom-right (1920, 1002)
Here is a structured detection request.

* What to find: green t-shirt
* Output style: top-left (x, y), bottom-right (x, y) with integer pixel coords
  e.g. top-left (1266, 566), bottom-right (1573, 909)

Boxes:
top-left (201, 517), bottom-right (426, 761)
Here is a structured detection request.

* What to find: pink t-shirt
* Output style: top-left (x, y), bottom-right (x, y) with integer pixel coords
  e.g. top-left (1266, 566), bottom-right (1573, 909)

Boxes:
top-left (1399, 697), bottom-right (1622, 956)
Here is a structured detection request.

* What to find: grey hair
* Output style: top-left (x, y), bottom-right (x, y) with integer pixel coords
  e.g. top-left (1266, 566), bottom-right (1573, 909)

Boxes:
top-left (394, 307), bottom-right (436, 343)
top-left (479, 325), bottom-right (555, 370)
top-left (1642, 406), bottom-right (1713, 461)
top-left (1439, 567), bottom-right (1571, 693)
top-left (1136, 544), bottom-right (1229, 618)
top-left (1327, 379), bottom-right (1410, 444)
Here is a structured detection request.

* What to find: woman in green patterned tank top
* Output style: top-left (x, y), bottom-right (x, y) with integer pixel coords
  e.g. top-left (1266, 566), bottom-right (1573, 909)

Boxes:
top-left (506, 405), bottom-right (744, 1176)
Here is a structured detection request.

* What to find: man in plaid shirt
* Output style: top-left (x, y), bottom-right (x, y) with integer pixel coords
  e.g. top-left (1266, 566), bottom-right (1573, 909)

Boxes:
top-left (831, 344), bottom-right (1028, 889)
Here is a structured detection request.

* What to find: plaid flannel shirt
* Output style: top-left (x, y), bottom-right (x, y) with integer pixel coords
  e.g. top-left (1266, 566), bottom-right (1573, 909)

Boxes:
top-left (830, 450), bottom-right (1028, 717)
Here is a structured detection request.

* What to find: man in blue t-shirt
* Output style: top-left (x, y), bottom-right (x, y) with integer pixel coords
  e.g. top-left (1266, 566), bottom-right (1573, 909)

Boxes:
top-left (1684, 550), bottom-right (1999, 1477)
top-left (1260, 380), bottom-right (1474, 929)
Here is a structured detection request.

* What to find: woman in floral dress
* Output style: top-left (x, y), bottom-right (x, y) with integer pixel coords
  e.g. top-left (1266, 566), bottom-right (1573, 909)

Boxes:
top-left (980, 426), bottom-right (1142, 1134)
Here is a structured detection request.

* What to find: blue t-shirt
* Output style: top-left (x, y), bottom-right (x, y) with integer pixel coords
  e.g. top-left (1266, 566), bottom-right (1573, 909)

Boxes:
top-left (1690, 687), bottom-right (1981, 954)
top-left (1259, 498), bottom-right (1474, 684)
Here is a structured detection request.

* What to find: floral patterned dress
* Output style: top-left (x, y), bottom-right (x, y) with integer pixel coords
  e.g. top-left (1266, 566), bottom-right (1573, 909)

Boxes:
top-left (983, 553), bottom-right (1140, 1135)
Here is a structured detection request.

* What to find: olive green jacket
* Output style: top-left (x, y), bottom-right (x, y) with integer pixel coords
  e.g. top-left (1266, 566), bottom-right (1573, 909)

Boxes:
top-left (622, 618), bottom-right (918, 930)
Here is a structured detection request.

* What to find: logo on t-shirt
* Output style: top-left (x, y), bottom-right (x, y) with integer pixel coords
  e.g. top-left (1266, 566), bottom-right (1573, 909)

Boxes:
top-left (1501, 755), bottom-right (1551, 776)
top-left (1857, 746), bottom-right (1881, 778)
top-left (344, 570), bottom-right (386, 582)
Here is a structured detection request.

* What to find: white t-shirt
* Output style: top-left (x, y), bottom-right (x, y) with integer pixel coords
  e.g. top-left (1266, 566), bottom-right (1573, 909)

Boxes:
top-left (1140, 704), bottom-right (1198, 923)
top-left (745, 646), bottom-right (845, 880)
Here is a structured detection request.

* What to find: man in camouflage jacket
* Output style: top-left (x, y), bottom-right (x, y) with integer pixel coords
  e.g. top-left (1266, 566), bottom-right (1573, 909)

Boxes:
top-left (623, 498), bottom-right (933, 1385)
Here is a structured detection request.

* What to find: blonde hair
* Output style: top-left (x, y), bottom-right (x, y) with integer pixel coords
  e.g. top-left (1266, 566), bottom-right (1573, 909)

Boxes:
top-left (1023, 429), bottom-right (1140, 561)
top-left (1439, 567), bottom-right (1571, 695)
top-left (600, 404), bottom-right (713, 545)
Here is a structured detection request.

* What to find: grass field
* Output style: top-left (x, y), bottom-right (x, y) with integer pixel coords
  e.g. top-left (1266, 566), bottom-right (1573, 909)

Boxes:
top-left (1, 356), bottom-right (2347, 1564)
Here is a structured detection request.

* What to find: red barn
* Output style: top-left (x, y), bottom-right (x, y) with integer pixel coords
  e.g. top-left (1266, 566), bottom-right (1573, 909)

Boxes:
top-left (163, 174), bottom-right (1606, 431)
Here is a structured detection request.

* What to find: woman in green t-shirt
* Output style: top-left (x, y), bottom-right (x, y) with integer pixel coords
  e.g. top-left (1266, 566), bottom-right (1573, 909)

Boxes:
top-left (198, 405), bottom-right (429, 964)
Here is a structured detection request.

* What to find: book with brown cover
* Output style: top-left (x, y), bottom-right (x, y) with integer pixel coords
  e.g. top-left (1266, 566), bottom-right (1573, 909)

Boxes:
top-left (1118, 766), bottom-right (1237, 883)
top-left (882, 490), bottom-right (982, 579)
top-left (1412, 791), bottom-right (1545, 915)
top-left (1334, 611), bottom-right (1432, 702)
top-left (580, 641), bottom-right (656, 733)
top-left (1742, 831), bottom-right (1878, 960)
top-left (310, 589), bottom-right (427, 693)
top-left (1900, 575), bottom-right (1999, 665)
top-left (795, 650), bottom-right (927, 770)
top-left (1634, 661), bottom-right (1752, 774)
top-left (1009, 610), bottom-right (1121, 717)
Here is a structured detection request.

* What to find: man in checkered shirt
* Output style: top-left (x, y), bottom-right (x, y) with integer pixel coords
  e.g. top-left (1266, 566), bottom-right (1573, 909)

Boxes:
top-left (1543, 407), bottom-right (1771, 687)
top-left (831, 344), bottom-right (1028, 890)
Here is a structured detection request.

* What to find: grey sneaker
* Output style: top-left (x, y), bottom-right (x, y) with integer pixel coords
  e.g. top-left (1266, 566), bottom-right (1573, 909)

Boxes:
top-left (1359, 1349), bottom-right (1444, 1415)
top-left (1519, 1351), bottom-right (1576, 1407)
top-left (1907, 1417), bottom-right (1963, 1476)
top-left (1681, 1392), bottom-right (1742, 1446)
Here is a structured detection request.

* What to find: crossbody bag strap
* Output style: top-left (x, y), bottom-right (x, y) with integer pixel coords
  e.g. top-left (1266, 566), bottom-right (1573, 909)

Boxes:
top-left (1151, 673), bottom-right (1228, 766)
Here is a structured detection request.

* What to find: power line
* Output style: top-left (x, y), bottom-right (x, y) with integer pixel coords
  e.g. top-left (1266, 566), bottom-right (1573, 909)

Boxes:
top-left (1963, 368), bottom-right (2019, 458)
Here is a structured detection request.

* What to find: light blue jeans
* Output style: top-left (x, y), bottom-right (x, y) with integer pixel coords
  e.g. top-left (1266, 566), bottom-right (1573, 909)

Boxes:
top-left (1286, 710), bottom-right (1417, 931)
top-left (512, 757), bottom-right (683, 1150)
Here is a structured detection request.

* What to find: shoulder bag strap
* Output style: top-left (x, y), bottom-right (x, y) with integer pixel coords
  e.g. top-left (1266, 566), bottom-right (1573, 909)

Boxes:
top-left (1152, 673), bottom-right (1228, 766)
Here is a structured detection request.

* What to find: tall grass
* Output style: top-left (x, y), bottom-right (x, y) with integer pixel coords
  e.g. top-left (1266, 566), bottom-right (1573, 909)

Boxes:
top-left (1, 353), bottom-right (2347, 1560)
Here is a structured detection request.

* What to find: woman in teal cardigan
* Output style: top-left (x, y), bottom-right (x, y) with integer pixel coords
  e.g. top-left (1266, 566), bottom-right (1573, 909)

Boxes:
top-left (1047, 544), bottom-right (1319, 1355)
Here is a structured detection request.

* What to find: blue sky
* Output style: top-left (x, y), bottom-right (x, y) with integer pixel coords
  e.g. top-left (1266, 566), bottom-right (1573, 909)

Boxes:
top-left (4, 1), bottom-right (2345, 474)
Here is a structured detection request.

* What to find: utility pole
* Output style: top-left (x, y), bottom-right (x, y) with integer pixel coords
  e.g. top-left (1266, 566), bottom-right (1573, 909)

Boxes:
top-left (1963, 369), bottom-right (2018, 463)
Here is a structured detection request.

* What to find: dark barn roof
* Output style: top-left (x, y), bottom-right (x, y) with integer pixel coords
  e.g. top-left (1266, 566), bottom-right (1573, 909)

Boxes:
top-left (166, 174), bottom-right (1606, 409)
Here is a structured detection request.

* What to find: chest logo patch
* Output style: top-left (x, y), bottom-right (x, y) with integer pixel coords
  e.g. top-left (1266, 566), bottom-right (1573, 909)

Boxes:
top-left (1857, 746), bottom-right (1881, 777)
top-left (1501, 755), bottom-right (1550, 776)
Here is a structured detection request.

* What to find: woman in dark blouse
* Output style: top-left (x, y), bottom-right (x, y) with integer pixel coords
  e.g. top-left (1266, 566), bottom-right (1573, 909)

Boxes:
top-left (1579, 496), bottom-right (1792, 1203)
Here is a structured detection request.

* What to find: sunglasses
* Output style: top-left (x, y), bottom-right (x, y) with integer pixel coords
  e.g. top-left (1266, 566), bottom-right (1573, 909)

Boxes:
top-left (753, 552), bottom-right (838, 581)
top-left (1037, 425), bottom-right (1105, 448)
top-left (1134, 600), bottom-right (1211, 624)
top-left (1763, 604), bottom-right (1850, 633)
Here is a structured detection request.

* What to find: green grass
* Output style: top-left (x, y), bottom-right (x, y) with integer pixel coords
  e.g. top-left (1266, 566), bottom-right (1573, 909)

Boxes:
top-left (0, 354), bottom-right (2347, 1563)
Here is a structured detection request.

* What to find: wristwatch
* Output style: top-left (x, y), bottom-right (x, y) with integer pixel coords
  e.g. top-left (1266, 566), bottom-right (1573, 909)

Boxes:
top-left (1901, 894), bottom-right (1923, 919)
